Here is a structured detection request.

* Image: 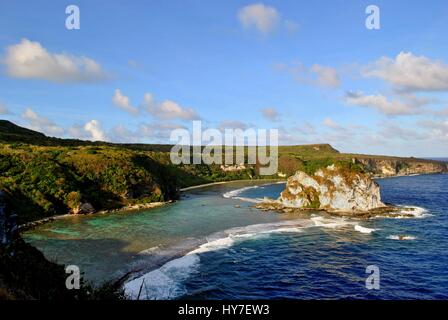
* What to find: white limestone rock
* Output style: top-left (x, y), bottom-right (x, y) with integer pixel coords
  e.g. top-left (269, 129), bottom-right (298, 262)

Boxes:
top-left (279, 165), bottom-right (385, 212)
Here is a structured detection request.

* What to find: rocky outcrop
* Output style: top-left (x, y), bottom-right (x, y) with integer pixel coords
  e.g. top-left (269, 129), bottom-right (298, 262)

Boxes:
top-left (278, 165), bottom-right (386, 213)
top-left (72, 202), bottom-right (95, 214)
top-left (354, 157), bottom-right (447, 177)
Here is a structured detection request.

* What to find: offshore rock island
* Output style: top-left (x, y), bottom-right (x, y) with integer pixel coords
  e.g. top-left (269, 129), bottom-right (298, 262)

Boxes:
top-left (279, 164), bottom-right (385, 212)
top-left (256, 163), bottom-right (437, 218)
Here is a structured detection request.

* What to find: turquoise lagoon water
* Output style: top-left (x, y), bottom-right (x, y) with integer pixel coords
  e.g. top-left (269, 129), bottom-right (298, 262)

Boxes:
top-left (23, 175), bottom-right (448, 299)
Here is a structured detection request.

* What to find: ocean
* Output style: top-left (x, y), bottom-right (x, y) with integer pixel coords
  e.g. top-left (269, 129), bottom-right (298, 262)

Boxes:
top-left (23, 174), bottom-right (448, 299)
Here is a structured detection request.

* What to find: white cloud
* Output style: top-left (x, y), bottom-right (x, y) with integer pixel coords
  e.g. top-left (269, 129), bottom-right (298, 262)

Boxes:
top-left (276, 61), bottom-right (340, 89)
top-left (142, 93), bottom-right (200, 120)
top-left (112, 89), bottom-right (139, 115)
top-left (21, 108), bottom-right (64, 136)
top-left (294, 122), bottom-right (316, 135)
top-left (310, 64), bottom-right (340, 88)
top-left (3, 38), bottom-right (107, 83)
top-left (418, 119), bottom-right (448, 141)
top-left (141, 93), bottom-right (155, 112)
top-left (109, 122), bottom-right (186, 143)
top-left (218, 120), bottom-right (250, 131)
top-left (139, 123), bottom-right (187, 140)
top-left (323, 117), bottom-right (344, 130)
top-left (110, 124), bottom-right (140, 143)
top-left (260, 107), bottom-right (279, 121)
top-left (364, 52), bottom-right (448, 92)
top-left (83, 120), bottom-right (107, 141)
top-left (238, 3), bottom-right (280, 34)
top-left (380, 123), bottom-right (428, 141)
top-left (68, 120), bottom-right (108, 141)
top-left (345, 91), bottom-right (428, 115)
top-left (0, 103), bottom-right (11, 115)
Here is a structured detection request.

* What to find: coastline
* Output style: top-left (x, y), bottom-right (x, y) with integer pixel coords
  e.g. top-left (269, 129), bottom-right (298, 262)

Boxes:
top-left (19, 179), bottom-right (284, 231)
top-left (19, 201), bottom-right (168, 232)
top-left (18, 172), bottom-right (444, 231)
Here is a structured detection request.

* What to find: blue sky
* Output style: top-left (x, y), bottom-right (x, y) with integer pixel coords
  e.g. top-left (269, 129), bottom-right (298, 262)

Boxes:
top-left (0, 0), bottom-right (448, 156)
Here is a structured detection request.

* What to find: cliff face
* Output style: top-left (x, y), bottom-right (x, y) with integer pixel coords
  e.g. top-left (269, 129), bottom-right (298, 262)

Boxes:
top-left (279, 165), bottom-right (385, 212)
top-left (354, 157), bottom-right (447, 177)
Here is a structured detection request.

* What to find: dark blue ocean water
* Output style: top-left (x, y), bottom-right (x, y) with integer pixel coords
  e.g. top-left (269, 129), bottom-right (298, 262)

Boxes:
top-left (180, 174), bottom-right (448, 299)
top-left (24, 174), bottom-right (448, 300)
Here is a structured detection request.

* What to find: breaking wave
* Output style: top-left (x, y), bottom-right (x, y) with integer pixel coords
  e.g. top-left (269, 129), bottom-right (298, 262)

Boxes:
top-left (223, 185), bottom-right (265, 203)
top-left (387, 235), bottom-right (416, 241)
top-left (390, 206), bottom-right (432, 219)
top-left (124, 216), bottom-right (353, 300)
top-left (354, 225), bottom-right (376, 234)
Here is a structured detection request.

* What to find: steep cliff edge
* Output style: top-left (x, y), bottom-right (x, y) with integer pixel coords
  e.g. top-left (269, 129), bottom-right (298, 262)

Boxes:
top-left (353, 157), bottom-right (447, 177)
top-left (0, 190), bottom-right (124, 300)
top-left (278, 164), bottom-right (386, 213)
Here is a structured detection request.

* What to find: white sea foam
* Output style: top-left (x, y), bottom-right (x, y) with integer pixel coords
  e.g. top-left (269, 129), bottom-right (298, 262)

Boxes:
top-left (124, 252), bottom-right (200, 300)
top-left (390, 206), bottom-right (432, 219)
top-left (223, 186), bottom-right (259, 199)
top-left (124, 218), bottom-right (327, 300)
top-left (124, 213), bottom-right (373, 300)
top-left (354, 225), bottom-right (376, 234)
top-left (223, 184), bottom-right (282, 204)
top-left (387, 235), bottom-right (416, 240)
top-left (311, 216), bottom-right (354, 229)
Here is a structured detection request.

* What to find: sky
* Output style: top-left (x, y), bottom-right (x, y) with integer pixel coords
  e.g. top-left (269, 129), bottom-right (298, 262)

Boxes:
top-left (0, 0), bottom-right (447, 157)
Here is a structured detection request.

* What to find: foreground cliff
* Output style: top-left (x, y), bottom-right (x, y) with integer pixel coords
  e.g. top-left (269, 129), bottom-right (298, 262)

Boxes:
top-left (0, 191), bottom-right (124, 300)
top-left (278, 164), bottom-right (386, 213)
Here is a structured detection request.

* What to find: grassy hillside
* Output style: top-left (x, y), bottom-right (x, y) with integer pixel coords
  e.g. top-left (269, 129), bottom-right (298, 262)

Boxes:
top-left (0, 143), bottom-right (258, 224)
top-left (0, 120), bottom-right (446, 224)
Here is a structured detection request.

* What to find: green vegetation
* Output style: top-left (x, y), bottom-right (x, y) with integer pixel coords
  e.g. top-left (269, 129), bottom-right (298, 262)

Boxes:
top-left (0, 120), bottom-right (446, 224)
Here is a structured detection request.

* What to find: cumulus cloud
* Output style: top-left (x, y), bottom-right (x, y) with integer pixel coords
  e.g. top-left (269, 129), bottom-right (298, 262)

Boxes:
top-left (364, 52), bottom-right (448, 92)
top-left (110, 124), bottom-right (140, 143)
top-left (260, 107), bottom-right (279, 121)
top-left (21, 108), bottom-right (64, 136)
top-left (344, 91), bottom-right (429, 115)
top-left (310, 64), bottom-right (340, 88)
top-left (68, 120), bottom-right (108, 141)
top-left (276, 62), bottom-right (340, 89)
top-left (323, 117), bottom-right (347, 131)
top-left (112, 89), bottom-right (139, 115)
top-left (142, 93), bottom-right (200, 120)
top-left (3, 38), bottom-right (107, 83)
top-left (83, 120), bottom-right (107, 141)
top-left (238, 3), bottom-right (279, 34)
top-left (0, 103), bottom-right (11, 115)
top-left (418, 119), bottom-right (448, 141)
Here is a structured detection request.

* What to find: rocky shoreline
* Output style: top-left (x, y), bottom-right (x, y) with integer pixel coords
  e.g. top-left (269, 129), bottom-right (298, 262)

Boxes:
top-left (254, 163), bottom-right (426, 219)
top-left (255, 200), bottom-right (418, 219)
top-left (19, 169), bottom-right (447, 231)
top-left (18, 201), bottom-right (169, 232)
